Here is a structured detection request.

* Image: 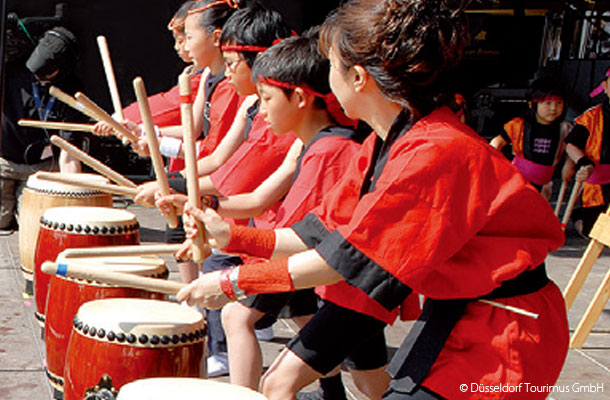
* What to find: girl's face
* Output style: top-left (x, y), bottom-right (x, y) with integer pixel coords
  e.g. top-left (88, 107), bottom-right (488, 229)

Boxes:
top-left (184, 15), bottom-right (218, 69)
top-left (535, 98), bottom-right (564, 125)
top-left (328, 47), bottom-right (358, 120)
top-left (172, 29), bottom-right (192, 63)
top-left (257, 82), bottom-right (297, 135)
top-left (222, 50), bottom-right (256, 95)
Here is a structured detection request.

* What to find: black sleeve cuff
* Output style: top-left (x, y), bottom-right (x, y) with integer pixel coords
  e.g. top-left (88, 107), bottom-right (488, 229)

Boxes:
top-left (575, 156), bottom-right (595, 171)
top-left (315, 230), bottom-right (412, 311)
top-left (291, 214), bottom-right (330, 248)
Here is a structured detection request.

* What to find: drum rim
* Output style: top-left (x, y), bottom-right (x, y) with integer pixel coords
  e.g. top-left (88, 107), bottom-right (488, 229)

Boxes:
top-left (73, 299), bottom-right (207, 347)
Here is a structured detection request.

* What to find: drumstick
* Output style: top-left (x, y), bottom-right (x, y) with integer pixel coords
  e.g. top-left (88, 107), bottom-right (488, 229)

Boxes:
top-left (74, 92), bottom-right (138, 144)
top-left (133, 77), bottom-right (179, 228)
top-left (554, 179), bottom-right (568, 216)
top-left (18, 119), bottom-right (95, 133)
top-left (42, 261), bottom-right (185, 295)
top-left (60, 244), bottom-right (183, 259)
top-left (561, 180), bottom-right (583, 229)
top-left (49, 86), bottom-right (105, 121)
top-left (180, 73), bottom-right (207, 263)
top-left (97, 35), bottom-right (124, 120)
top-left (50, 136), bottom-right (137, 188)
top-left (36, 171), bottom-right (138, 197)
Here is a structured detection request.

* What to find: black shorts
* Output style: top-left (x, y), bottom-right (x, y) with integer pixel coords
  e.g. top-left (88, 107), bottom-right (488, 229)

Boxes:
top-left (165, 216), bottom-right (186, 244)
top-left (383, 385), bottom-right (446, 399)
top-left (242, 289), bottom-right (319, 329)
top-left (287, 300), bottom-right (388, 375)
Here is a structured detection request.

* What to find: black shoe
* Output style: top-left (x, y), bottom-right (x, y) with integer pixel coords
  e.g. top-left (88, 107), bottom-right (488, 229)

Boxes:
top-left (296, 375), bottom-right (347, 400)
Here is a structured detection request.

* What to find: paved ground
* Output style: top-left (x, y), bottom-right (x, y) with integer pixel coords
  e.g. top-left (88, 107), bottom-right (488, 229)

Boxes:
top-left (1, 200), bottom-right (610, 399)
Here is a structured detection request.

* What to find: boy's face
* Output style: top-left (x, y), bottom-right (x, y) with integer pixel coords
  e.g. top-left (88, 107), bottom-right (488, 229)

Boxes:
top-left (223, 50), bottom-right (256, 95)
top-left (257, 82), bottom-right (297, 135)
top-left (172, 29), bottom-right (192, 63)
top-left (535, 98), bottom-right (564, 125)
top-left (184, 15), bottom-right (217, 69)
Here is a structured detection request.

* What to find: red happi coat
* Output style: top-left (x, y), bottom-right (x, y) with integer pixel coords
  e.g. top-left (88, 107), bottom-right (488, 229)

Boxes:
top-left (293, 107), bottom-right (568, 399)
top-left (210, 106), bottom-right (296, 226)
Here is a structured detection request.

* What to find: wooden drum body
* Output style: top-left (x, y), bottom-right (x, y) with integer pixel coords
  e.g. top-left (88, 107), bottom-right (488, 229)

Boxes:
top-left (117, 378), bottom-right (268, 399)
top-left (44, 256), bottom-right (168, 392)
top-left (18, 173), bottom-right (113, 290)
top-left (63, 299), bottom-right (207, 400)
top-left (33, 207), bottom-right (139, 326)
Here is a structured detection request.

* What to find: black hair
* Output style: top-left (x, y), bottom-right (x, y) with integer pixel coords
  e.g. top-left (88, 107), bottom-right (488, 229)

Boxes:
top-left (319, 0), bottom-right (468, 117)
top-left (170, 0), bottom-right (196, 33)
top-left (527, 76), bottom-right (565, 102)
top-left (220, 1), bottom-right (292, 68)
top-left (524, 75), bottom-right (567, 125)
top-left (190, 0), bottom-right (242, 33)
top-left (251, 27), bottom-right (328, 108)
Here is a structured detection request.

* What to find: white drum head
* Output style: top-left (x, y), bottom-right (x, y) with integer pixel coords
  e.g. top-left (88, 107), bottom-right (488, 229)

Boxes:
top-left (27, 172), bottom-right (109, 195)
top-left (40, 207), bottom-right (138, 234)
top-left (117, 378), bottom-right (268, 399)
top-left (74, 299), bottom-right (205, 347)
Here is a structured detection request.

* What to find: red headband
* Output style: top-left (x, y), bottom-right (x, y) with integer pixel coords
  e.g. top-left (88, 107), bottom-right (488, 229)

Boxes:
top-left (590, 68), bottom-right (610, 98)
top-left (167, 17), bottom-right (186, 31)
top-left (258, 77), bottom-right (357, 128)
top-left (187, 0), bottom-right (239, 16)
top-left (532, 94), bottom-right (563, 103)
top-left (221, 44), bottom-right (268, 53)
top-left (258, 77), bottom-right (325, 98)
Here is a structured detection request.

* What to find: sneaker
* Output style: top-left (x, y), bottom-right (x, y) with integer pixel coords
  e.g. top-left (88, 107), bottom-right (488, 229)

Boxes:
top-left (207, 353), bottom-right (229, 377)
top-left (255, 326), bottom-right (274, 341)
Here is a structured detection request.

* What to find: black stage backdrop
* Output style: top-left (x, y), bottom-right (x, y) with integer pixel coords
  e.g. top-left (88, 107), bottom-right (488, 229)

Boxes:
top-left (5, 0), bottom-right (341, 111)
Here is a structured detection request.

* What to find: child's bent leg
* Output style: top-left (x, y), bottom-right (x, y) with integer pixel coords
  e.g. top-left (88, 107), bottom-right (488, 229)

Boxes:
top-left (222, 301), bottom-right (265, 389)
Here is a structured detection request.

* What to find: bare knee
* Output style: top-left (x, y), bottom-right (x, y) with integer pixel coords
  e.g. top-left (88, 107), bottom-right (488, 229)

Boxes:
top-left (221, 302), bottom-right (258, 334)
top-left (350, 367), bottom-right (390, 400)
top-left (260, 370), bottom-right (296, 400)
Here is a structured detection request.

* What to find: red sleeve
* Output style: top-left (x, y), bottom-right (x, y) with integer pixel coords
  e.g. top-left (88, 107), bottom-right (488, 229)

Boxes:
top-left (123, 73), bottom-right (202, 127)
top-left (274, 136), bottom-right (361, 228)
top-left (210, 114), bottom-right (297, 196)
top-left (297, 109), bottom-right (563, 314)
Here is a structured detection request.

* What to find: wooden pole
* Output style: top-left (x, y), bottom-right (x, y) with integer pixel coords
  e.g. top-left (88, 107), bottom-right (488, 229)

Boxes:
top-left (18, 119), bottom-right (95, 133)
top-left (35, 171), bottom-right (138, 197)
top-left (42, 261), bottom-right (185, 295)
top-left (50, 136), bottom-right (137, 188)
top-left (133, 76), bottom-right (179, 228)
top-left (570, 266), bottom-right (610, 348)
top-left (179, 73), bottom-right (207, 263)
top-left (554, 180), bottom-right (568, 217)
top-left (59, 244), bottom-right (183, 259)
top-left (97, 35), bottom-right (124, 120)
top-left (561, 180), bottom-right (583, 230)
top-left (74, 92), bottom-right (138, 144)
top-left (49, 86), bottom-right (104, 122)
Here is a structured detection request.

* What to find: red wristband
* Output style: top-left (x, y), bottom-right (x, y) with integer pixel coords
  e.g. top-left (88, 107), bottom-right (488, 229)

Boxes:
top-left (219, 268), bottom-right (236, 300)
top-left (223, 224), bottom-right (275, 259)
top-left (237, 258), bottom-right (294, 296)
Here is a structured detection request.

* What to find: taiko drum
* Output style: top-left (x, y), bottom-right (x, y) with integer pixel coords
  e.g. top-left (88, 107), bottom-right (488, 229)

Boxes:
top-left (117, 378), bottom-right (268, 399)
top-left (33, 207), bottom-right (139, 326)
top-left (18, 173), bottom-right (113, 292)
top-left (44, 255), bottom-right (168, 392)
top-left (63, 299), bottom-right (207, 400)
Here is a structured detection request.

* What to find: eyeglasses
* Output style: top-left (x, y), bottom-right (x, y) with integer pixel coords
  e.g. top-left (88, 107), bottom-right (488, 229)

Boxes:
top-left (224, 57), bottom-right (243, 71)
